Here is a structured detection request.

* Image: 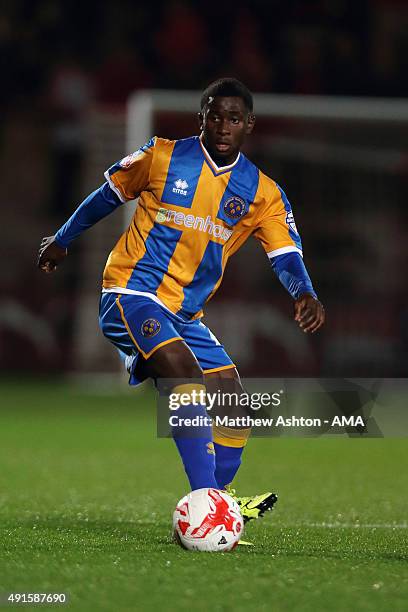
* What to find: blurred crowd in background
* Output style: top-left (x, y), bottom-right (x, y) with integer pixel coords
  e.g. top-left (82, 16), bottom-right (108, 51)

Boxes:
top-left (1, 0), bottom-right (407, 379)
top-left (3, 0), bottom-right (408, 112)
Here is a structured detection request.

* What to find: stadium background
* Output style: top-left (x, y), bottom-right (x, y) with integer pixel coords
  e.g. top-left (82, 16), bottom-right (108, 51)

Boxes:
top-left (1, 3), bottom-right (408, 611)
top-left (1, 0), bottom-right (407, 379)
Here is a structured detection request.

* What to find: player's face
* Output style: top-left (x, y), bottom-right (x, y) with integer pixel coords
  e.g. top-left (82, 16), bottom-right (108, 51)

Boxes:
top-left (198, 96), bottom-right (255, 165)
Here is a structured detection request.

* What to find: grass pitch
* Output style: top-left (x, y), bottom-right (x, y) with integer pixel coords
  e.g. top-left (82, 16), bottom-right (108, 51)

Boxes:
top-left (0, 380), bottom-right (407, 611)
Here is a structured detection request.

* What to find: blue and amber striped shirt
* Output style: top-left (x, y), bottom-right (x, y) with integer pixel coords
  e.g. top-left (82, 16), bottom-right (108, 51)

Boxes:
top-left (102, 135), bottom-right (304, 320)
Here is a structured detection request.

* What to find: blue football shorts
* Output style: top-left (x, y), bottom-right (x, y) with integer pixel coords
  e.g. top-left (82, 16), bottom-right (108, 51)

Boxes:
top-left (99, 292), bottom-right (235, 385)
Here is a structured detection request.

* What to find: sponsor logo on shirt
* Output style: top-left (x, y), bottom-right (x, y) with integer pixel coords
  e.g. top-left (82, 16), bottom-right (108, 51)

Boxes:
top-left (156, 207), bottom-right (233, 242)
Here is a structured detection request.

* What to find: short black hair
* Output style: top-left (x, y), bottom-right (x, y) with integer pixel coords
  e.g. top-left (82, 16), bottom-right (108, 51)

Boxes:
top-left (201, 78), bottom-right (253, 112)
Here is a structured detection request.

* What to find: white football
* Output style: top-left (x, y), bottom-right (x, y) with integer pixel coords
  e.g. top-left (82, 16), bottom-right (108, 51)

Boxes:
top-left (173, 488), bottom-right (244, 552)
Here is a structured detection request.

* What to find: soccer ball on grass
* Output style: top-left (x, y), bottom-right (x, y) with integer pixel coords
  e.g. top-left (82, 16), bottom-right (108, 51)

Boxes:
top-left (173, 488), bottom-right (244, 552)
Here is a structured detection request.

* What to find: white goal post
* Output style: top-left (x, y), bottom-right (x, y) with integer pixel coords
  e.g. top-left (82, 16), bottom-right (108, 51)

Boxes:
top-left (127, 90), bottom-right (408, 153)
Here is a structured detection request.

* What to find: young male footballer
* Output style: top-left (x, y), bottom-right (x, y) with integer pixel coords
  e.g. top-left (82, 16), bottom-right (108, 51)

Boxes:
top-left (38, 78), bottom-right (325, 526)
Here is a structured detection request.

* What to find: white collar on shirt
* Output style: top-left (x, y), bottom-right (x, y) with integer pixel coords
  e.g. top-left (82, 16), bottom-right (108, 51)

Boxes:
top-left (199, 135), bottom-right (241, 173)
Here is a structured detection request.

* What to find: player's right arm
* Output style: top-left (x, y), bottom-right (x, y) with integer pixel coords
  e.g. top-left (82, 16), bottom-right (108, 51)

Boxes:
top-left (37, 138), bottom-right (156, 273)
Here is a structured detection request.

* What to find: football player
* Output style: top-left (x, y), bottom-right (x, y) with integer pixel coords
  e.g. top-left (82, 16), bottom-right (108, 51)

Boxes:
top-left (38, 78), bottom-right (325, 528)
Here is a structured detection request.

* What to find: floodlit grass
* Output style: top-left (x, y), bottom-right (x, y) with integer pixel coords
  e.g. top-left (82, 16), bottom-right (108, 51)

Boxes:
top-left (0, 380), bottom-right (407, 611)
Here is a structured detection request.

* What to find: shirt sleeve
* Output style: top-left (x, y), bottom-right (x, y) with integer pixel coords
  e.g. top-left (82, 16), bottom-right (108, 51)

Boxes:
top-left (104, 137), bottom-right (156, 202)
top-left (253, 177), bottom-right (303, 258)
top-left (54, 182), bottom-right (122, 248)
top-left (270, 251), bottom-right (317, 300)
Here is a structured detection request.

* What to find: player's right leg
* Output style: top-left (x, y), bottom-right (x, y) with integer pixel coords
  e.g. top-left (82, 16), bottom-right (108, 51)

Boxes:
top-left (178, 320), bottom-right (278, 523)
top-left (99, 292), bottom-right (218, 491)
top-left (205, 367), bottom-right (278, 523)
top-left (141, 340), bottom-right (221, 491)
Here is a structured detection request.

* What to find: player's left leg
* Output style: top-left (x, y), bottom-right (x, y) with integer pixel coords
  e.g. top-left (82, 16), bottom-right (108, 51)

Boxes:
top-left (204, 366), bottom-right (249, 490)
top-left (204, 367), bottom-right (277, 522)
top-left (180, 320), bottom-right (278, 522)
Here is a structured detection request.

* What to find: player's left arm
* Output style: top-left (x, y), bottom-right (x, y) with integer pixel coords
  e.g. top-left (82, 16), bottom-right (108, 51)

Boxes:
top-left (254, 179), bottom-right (325, 334)
top-left (271, 252), bottom-right (325, 333)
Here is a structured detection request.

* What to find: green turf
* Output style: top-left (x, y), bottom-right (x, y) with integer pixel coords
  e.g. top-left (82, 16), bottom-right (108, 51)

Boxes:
top-left (0, 380), bottom-right (407, 612)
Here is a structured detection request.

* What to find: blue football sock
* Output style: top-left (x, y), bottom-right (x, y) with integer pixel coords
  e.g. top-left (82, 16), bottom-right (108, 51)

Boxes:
top-left (213, 443), bottom-right (245, 489)
top-left (171, 387), bottom-right (218, 490)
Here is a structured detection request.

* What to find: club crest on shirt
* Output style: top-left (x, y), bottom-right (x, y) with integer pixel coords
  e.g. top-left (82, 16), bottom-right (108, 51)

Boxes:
top-left (223, 196), bottom-right (247, 220)
top-left (141, 318), bottom-right (161, 338)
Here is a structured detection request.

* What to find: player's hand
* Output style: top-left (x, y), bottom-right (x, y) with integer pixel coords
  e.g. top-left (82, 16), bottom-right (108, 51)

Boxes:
top-left (37, 236), bottom-right (67, 273)
top-left (294, 293), bottom-right (325, 333)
